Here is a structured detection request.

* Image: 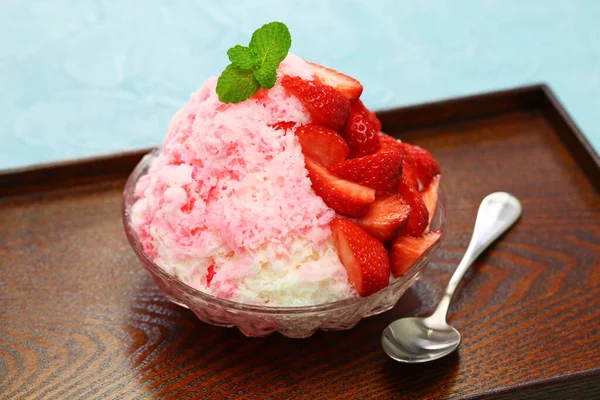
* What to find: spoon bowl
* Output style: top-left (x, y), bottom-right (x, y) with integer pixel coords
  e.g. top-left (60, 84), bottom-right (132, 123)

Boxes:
top-left (382, 192), bottom-right (522, 363)
top-left (382, 317), bottom-right (461, 363)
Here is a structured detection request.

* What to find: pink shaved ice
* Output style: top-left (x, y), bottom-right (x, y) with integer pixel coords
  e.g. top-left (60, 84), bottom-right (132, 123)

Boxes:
top-left (131, 54), bottom-right (355, 306)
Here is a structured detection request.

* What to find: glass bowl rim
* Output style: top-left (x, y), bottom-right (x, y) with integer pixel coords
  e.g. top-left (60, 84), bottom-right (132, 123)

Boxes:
top-left (122, 147), bottom-right (447, 314)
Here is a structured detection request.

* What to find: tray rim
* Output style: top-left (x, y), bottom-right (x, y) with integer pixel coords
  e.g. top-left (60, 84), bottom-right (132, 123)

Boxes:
top-left (1, 83), bottom-right (599, 196)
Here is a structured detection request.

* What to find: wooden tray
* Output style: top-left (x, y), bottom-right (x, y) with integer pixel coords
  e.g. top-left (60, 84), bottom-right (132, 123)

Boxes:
top-left (1, 85), bottom-right (599, 399)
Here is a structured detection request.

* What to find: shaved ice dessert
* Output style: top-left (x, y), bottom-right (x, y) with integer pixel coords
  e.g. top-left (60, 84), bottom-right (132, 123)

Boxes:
top-left (126, 22), bottom-right (443, 310)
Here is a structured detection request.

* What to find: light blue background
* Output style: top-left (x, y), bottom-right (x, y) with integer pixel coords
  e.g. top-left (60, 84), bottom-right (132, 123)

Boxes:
top-left (1, 0), bottom-right (599, 169)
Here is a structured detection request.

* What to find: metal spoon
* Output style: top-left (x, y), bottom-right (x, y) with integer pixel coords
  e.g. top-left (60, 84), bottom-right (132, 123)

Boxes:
top-left (382, 192), bottom-right (522, 363)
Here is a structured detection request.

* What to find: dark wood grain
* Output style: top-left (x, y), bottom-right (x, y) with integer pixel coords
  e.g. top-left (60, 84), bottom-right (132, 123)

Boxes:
top-left (0, 149), bottom-right (151, 197)
top-left (1, 87), bottom-right (599, 399)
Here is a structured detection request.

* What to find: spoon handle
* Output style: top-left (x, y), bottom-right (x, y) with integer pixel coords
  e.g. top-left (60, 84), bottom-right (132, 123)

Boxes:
top-left (429, 192), bottom-right (522, 322)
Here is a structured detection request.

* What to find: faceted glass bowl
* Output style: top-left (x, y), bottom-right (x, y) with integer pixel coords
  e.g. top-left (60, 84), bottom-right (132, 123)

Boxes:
top-left (122, 148), bottom-right (446, 338)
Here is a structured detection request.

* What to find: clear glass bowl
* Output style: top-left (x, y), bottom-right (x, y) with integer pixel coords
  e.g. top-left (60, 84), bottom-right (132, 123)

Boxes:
top-left (122, 148), bottom-right (446, 338)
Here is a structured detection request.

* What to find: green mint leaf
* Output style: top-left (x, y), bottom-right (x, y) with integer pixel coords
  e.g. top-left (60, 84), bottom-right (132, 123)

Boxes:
top-left (253, 67), bottom-right (277, 89)
top-left (217, 22), bottom-right (291, 103)
top-left (216, 64), bottom-right (261, 103)
top-left (227, 45), bottom-right (260, 70)
top-left (249, 21), bottom-right (291, 71)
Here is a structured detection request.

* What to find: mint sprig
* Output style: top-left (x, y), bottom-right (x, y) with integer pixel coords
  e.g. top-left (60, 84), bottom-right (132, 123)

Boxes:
top-left (216, 22), bottom-right (292, 104)
top-left (227, 45), bottom-right (259, 70)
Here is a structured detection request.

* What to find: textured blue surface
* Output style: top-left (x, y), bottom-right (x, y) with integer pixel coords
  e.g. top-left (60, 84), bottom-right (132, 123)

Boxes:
top-left (1, 0), bottom-right (600, 169)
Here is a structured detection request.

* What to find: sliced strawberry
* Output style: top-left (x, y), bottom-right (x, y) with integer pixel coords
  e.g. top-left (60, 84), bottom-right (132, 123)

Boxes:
top-left (328, 148), bottom-right (403, 193)
top-left (269, 121), bottom-right (297, 132)
top-left (390, 231), bottom-right (442, 277)
top-left (422, 175), bottom-right (440, 226)
top-left (397, 176), bottom-right (429, 236)
top-left (379, 133), bottom-right (402, 151)
top-left (307, 61), bottom-right (363, 103)
top-left (379, 135), bottom-right (441, 190)
top-left (402, 162), bottom-right (419, 191)
top-left (206, 264), bottom-right (216, 287)
top-left (396, 143), bottom-right (440, 189)
top-left (356, 100), bottom-right (382, 132)
top-left (357, 194), bottom-right (411, 242)
top-left (252, 87), bottom-right (269, 101)
top-left (305, 158), bottom-right (375, 217)
top-left (281, 76), bottom-right (351, 131)
top-left (343, 101), bottom-right (380, 158)
top-left (331, 218), bottom-right (391, 296)
top-left (295, 124), bottom-right (349, 166)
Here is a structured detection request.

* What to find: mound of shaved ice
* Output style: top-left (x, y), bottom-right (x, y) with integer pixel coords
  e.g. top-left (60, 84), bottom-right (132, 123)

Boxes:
top-left (131, 54), bottom-right (355, 306)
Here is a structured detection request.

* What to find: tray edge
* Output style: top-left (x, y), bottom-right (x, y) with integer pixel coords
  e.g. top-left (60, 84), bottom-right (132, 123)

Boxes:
top-left (539, 84), bottom-right (600, 192)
